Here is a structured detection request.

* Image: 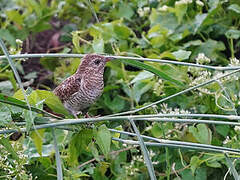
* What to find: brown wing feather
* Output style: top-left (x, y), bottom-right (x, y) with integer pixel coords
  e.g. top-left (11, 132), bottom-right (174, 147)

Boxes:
top-left (53, 75), bottom-right (81, 102)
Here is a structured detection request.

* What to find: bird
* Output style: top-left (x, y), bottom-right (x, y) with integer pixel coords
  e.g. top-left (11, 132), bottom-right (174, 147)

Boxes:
top-left (53, 54), bottom-right (114, 118)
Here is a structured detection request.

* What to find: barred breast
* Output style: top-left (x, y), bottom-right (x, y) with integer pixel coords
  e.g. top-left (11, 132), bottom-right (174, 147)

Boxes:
top-left (64, 74), bottom-right (104, 113)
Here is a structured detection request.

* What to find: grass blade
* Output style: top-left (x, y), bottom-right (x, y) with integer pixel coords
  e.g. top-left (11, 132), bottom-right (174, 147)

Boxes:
top-left (129, 118), bottom-right (157, 180)
top-left (52, 128), bottom-right (63, 180)
top-left (225, 154), bottom-right (240, 180)
top-left (0, 93), bottom-right (62, 119)
top-left (122, 59), bottom-right (184, 87)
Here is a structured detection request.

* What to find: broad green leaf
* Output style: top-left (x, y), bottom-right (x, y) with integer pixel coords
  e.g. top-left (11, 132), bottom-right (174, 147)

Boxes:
top-left (68, 130), bottom-right (93, 166)
top-left (30, 129), bottom-right (45, 156)
top-left (121, 59), bottom-right (184, 87)
top-left (6, 10), bottom-right (23, 25)
top-left (183, 40), bottom-right (203, 48)
top-left (113, 24), bottom-right (132, 39)
top-left (35, 90), bottom-right (69, 116)
top-left (0, 29), bottom-right (16, 46)
top-left (147, 24), bottom-right (168, 48)
top-left (193, 14), bottom-right (208, 34)
top-left (117, 3), bottom-right (134, 20)
top-left (0, 102), bottom-right (12, 126)
top-left (215, 125), bottom-right (230, 137)
top-left (228, 4), bottom-right (240, 14)
top-left (95, 125), bottom-right (111, 158)
top-left (130, 71), bottom-right (154, 84)
top-left (24, 72), bottom-right (37, 80)
top-left (89, 142), bottom-right (100, 162)
top-left (0, 137), bottom-right (19, 162)
top-left (103, 94), bottom-right (125, 113)
top-left (189, 124), bottom-right (212, 144)
top-left (150, 9), bottom-right (178, 30)
top-left (0, 92), bottom-right (39, 113)
top-left (174, 2), bottom-right (188, 23)
top-left (92, 38), bottom-right (104, 53)
top-left (191, 39), bottom-right (226, 61)
top-left (150, 122), bottom-right (162, 137)
top-left (132, 80), bottom-right (154, 103)
top-left (172, 50), bottom-right (191, 61)
top-left (190, 156), bottom-right (202, 175)
top-left (225, 29), bottom-right (240, 39)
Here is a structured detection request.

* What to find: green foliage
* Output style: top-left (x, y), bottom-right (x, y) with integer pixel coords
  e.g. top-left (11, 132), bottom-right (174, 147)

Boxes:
top-left (1, 0), bottom-right (240, 179)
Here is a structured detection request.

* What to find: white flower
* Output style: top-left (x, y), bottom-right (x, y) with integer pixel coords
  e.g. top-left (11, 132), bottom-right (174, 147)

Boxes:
top-left (223, 136), bottom-right (230, 144)
top-left (229, 57), bottom-right (240, 66)
top-left (195, 53), bottom-right (211, 64)
top-left (137, 8), bottom-right (144, 17)
top-left (196, 0), bottom-right (204, 6)
top-left (16, 39), bottom-right (23, 44)
top-left (234, 126), bottom-right (240, 132)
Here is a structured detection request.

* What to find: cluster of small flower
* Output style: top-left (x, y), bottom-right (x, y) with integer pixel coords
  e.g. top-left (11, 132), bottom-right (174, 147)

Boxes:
top-left (196, 53), bottom-right (211, 65)
top-left (9, 39), bottom-right (23, 55)
top-left (137, 7), bottom-right (150, 17)
top-left (160, 103), bottom-right (192, 115)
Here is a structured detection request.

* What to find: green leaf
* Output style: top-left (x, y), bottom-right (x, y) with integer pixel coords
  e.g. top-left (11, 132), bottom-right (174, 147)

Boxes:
top-left (225, 29), bottom-right (240, 39)
top-left (103, 94), bottom-right (125, 113)
top-left (130, 71), bottom-right (154, 84)
top-left (150, 123), bottom-right (162, 137)
top-left (174, 2), bottom-right (188, 23)
top-left (35, 90), bottom-right (70, 117)
top-left (0, 137), bottom-right (19, 162)
top-left (150, 9), bottom-right (178, 30)
top-left (68, 130), bottom-right (93, 166)
top-left (191, 39), bottom-right (226, 61)
top-left (117, 3), bottom-right (134, 20)
top-left (189, 124), bottom-right (212, 144)
top-left (206, 161), bottom-right (222, 168)
top-left (0, 80), bottom-right (13, 96)
top-left (95, 125), bottom-right (111, 158)
top-left (228, 4), bottom-right (240, 14)
top-left (215, 125), bottom-right (229, 137)
top-left (6, 10), bottom-right (24, 25)
top-left (190, 156), bottom-right (202, 175)
top-left (30, 129), bottom-right (45, 156)
top-left (132, 81), bottom-right (154, 103)
top-left (89, 142), bottom-right (100, 162)
top-left (0, 29), bottom-right (16, 46)
top-left (193, 14), bottom-right (208, 34)
top-left (122, 59), bottom-right (184, 87)
top-left (24, 72), bottom-right (37, 80)
top-left (92, 38), bottom-right (104, 53)
top-left (113, 24), bottom-right (132, 39)
top-left (172, 50), bottom-right (191, 61)
top-left (0, 93), bottom-right (31, 111)
top-left (0, 102), bottom-right (12, 126)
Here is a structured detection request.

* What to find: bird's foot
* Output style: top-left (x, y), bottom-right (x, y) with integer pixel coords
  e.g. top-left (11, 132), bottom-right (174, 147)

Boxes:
top-left (84, 112), bottom-right (100, 118)
top-left (73, 111), bottom-right (83, 119)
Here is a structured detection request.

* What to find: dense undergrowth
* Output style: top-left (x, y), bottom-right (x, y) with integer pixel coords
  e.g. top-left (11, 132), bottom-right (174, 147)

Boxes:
top-left (1, 0), bottom-right (240, 179)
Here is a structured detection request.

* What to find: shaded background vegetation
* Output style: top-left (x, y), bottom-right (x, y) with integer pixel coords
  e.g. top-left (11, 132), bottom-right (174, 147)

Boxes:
top-left (1, 0), bottom-right (240, 179)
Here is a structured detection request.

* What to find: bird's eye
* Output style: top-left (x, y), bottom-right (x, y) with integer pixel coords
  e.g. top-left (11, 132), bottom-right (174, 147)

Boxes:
top-left (94, 59), bottom-right (101, 65)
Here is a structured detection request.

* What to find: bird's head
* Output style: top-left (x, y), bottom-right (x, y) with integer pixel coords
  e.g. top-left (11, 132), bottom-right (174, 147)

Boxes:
top-left (76, 54), bottom-right (114, 75)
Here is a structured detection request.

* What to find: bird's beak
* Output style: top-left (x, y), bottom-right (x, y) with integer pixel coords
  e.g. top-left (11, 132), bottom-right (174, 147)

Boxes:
top-left (105, 56), bottom-right (116, 62)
